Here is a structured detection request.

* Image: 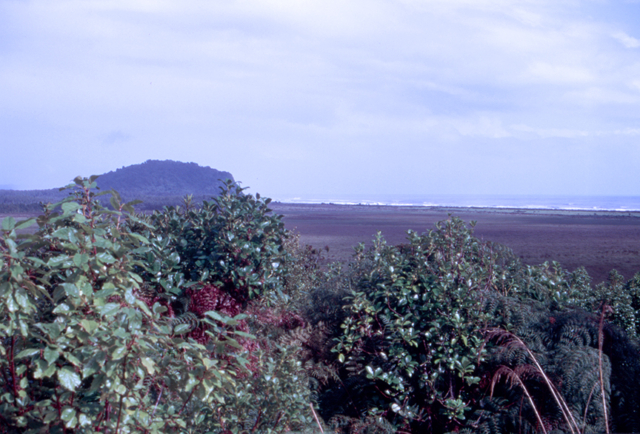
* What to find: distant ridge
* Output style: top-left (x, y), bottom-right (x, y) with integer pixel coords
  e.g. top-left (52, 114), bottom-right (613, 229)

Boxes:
top-left (0, 160), bottom-right (235, 212)
top-left (96, 160), bottom-right (234, 197)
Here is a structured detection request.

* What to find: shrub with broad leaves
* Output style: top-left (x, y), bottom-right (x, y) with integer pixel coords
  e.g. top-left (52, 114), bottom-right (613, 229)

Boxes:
top-left (0, 178), bottom-right (313, 433)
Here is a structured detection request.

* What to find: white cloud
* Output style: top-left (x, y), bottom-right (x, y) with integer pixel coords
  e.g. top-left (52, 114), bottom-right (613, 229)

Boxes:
top-left (612, 31), bottom-right (640, 48)
top-left (2, 0), bottom-right (640, 194)
top-left (509, 124), bottom-right (640, 139)
top-left (510, 124), bottom-right (590, 139)
top-left (565, 86), bottom-right (640, 105)
top-left (450, 114), bottom-right (511, 138)
top-left (526, 62), bottom-right (594, 85)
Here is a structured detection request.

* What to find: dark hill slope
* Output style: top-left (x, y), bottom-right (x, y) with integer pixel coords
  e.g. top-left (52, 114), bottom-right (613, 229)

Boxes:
top-left (0, 160), bottom-right (234, 212)
top-left (96, 160), bottom-right (234, 197)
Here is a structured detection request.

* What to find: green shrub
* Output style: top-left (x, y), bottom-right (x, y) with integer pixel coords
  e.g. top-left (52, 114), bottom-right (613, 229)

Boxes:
top-left (0, 178), bottom-right (313, 433)
top-left (5, 178), bottom-right (640, 434)
top-left (133, 181), bottom-right (289, 307)
top-left (324, 217), bottom-right (602, 433)
top-left (328, 219), bottom-right (497, 432)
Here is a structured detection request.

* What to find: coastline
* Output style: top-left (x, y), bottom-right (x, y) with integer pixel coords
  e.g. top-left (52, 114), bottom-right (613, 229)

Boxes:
top-left (271, 202), bottom-right (640, 285)
top-left (271, 201), bottom-right (640, 217)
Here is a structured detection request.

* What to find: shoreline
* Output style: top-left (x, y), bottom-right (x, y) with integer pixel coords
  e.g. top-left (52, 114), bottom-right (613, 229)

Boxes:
top-left (271, 202), bottom-right (640, 285)
top-left (271, 201), bottom-right (640, 218)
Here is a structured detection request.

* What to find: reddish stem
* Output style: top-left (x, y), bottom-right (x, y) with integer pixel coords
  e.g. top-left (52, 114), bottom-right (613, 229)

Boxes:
top-left (9, 336), bottom-right (19, 407)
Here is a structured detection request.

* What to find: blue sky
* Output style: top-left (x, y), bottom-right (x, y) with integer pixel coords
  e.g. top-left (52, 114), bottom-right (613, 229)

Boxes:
top-left (2, 0), bottom-right (640, 198)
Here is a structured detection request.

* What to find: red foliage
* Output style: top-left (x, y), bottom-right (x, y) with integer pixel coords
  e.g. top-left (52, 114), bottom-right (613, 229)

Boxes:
top-left (186, 326), bottom-right (208, 345)
top-left (186, 284), bottom-right (240, 318)
top-left (245, 305), bottom-right (306, 331)
top-left (184, 284), bottom-right (244, 345)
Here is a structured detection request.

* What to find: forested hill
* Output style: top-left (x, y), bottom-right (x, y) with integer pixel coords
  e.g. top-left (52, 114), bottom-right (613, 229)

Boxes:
top-left (96, 160), bottom-right (234, 197)
top-left (0, 160), bottom-right (234, 212)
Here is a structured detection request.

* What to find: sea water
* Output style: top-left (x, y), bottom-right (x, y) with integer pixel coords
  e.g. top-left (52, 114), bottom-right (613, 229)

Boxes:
top-left (275, 194), bottom-right (640, 212)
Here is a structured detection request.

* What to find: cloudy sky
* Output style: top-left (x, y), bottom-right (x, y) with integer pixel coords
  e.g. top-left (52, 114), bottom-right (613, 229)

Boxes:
top-left (2, 0), bottom-right (640, 198)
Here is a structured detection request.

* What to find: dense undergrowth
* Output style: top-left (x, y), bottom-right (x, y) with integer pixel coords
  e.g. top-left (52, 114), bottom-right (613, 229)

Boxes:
top-left (2, 178), bottom-right (640, 433)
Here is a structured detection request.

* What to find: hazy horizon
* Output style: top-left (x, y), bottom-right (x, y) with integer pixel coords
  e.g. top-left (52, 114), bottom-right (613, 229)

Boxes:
top-left (2, 1), bottom-right (640, 197)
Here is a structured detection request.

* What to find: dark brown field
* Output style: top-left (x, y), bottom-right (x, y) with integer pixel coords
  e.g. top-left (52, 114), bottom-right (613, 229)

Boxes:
top-left (271, 203), bottom-right (640, 285)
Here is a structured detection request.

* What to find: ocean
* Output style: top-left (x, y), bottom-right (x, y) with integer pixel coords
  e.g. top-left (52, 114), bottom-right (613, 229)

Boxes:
top-left (275, 194), bottom-right (640, 212)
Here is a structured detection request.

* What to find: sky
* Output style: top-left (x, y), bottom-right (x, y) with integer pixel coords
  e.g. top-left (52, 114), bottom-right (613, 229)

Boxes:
top-left (2, 0), bottom-right (640, 198)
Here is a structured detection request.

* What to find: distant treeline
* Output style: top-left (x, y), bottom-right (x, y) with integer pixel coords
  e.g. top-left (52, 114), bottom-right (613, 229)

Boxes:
top-left (0, 190), bottom-right (222, 213)
top-left (0, 189), bottom-right (67, 213)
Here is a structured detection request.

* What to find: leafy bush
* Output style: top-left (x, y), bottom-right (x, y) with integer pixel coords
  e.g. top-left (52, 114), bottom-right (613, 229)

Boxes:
top-left (325, 219), bottom-right (507, 432)
top-left (4, 178), bottom-right (640, 434)
top-left (0, 178), bottom-right (314, 433)
top-left (322, 217), bottom-right (610, 433)
top-left (132, 181), bottom-right (289, 307)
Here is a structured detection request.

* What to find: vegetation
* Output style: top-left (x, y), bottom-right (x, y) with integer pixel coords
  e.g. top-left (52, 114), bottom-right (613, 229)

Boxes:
top-left (2, 178), bottom-right (640, 433)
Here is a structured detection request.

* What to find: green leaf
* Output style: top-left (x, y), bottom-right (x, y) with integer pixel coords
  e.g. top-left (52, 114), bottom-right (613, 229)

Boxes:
top-left (80, 319), bottom-right (98, 334)
top-left (152, 303), bottom-right (167, 315)
top-left (96, 252), bottom-right (116, 264)
top-left (61, 283), bottom-right (79, 298)
top-left (15, 218), bottom-right (35, 230)
top-left (97, 303), bottom-right (120, 317)
top-left (204, 311), bottom-right (231, 323)
top-left (57, 367), bottom-right (82, 391)
top-left (48, 255), bottom-right (70, 268)
top-left (73, 253), bottom-right (90, 267)
top-left (13, 288), bottom-right (31, 310)
top-left (110, 193), bottom-right (121, 211)
top-left (44, 347), bottom-right (60, 365)
top-left (53, 303), bottom-right (71, 315)
top-left (366, 366), bottom-right (374, 377)
top-left (61, 202), bottom-right (82, 214)
top-left (201, 358), bottom-right (217, 370)
top-left (1, 216), bottom-right (16, 231)
top-left (174, 324), bottom-right (191, 334)
top-left (5, 294), bottom-right (18, 312)
top-left (78, 280), bottom-right (93, 297)
top-left (232, 330), bottom-right (256, 339)
top-left (72, 213), bottom-right (87, 223)
top-left (78, 413), bottom-right (91, 426)
top-left (61, 407), bottom-right (76, 422)
top-left (65, 415), bottom-right (78, 429)
top-left (82, 357), bottom-right (100, 379)
top-left (184, 375), bottom-right (199, 393)
top-left (64, 352), bottom-right (82, 367)
top-left (111, 345), bottom-right (128, 360)
top-left (124, 287), bottom-right (135, 304)
top-left (51, 227), bottom-right (72, 241)
top-left (140, 357), bottom-right (156, 375)
top-left (128, 233), bottom-right (150, 245)
top-left (16, 348), bottom-right (40, 359)
top-left (134, 299), bottom-right (153, 317)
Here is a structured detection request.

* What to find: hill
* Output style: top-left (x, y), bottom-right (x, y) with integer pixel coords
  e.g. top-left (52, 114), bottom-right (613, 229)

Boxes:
top-left (96, 160), bottom-right (234, 197)
top-left (0, 160), bottom-right (234, 212)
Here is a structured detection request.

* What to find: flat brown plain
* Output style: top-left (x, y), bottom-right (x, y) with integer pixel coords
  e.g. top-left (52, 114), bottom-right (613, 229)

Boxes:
top-left (272, 203), bottom-right (640, 285)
